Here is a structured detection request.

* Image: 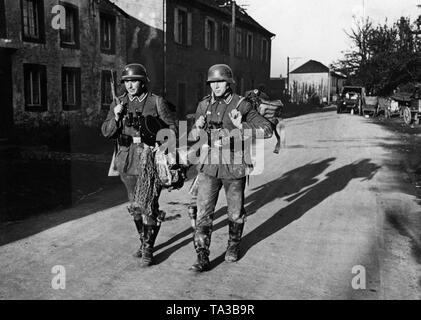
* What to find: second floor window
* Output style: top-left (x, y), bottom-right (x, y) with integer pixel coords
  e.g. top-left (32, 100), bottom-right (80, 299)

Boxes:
top-left (220, 24), bottom-right (230, 54)
top-left (246, 32), bottom-right (253, 59)
top-left (235, 28), bottom-right (242, 57)
top-left (101, 70), bottom-right (117, 109)
top-left (24, 64), bottom-right (47, 112)
top-left (0, 0), bottom-right (6, 38)
top-left (261, 38), bottom-right (268, 62)
top-left (62, 67), bottom-right (81, 111)
top-left (205, 18), bottom-right (217, 50)
top-left (21, 0), bottom-right (45, 42)
top-left (100, 13), bottom-right (116, 54)
top-left (60, 3), bottom-right (79, 49)
top-left (174, 7), bottom-right (192, 46)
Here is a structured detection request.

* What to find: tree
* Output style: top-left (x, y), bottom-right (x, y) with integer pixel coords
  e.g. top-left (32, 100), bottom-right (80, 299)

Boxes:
top-left (332, 14), bottom-right (421, 95)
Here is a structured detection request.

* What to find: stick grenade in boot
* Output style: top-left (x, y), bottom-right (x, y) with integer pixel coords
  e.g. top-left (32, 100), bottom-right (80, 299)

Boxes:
top-left (187, 144), bottom-right (210, 230)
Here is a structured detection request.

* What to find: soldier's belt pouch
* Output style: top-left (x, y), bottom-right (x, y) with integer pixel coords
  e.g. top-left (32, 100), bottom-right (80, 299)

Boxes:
top-left (118, 134), bottom-right (133, 147)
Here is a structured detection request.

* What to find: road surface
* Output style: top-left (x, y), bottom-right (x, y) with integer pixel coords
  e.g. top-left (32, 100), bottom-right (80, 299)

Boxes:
top-left (1, 111), bottom-right (420, 300)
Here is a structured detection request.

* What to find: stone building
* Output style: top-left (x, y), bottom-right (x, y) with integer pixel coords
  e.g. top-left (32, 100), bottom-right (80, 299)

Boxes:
top-left (0, 0), bottom-right (129, 139)
top-left (114, 0), bottom-right (275, 117)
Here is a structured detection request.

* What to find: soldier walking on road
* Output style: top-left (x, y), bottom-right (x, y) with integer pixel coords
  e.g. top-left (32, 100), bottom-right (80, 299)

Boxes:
top-left (101, 63), bottom-right (177, 267)
top-left (189, 64), bottom-right (273, 272)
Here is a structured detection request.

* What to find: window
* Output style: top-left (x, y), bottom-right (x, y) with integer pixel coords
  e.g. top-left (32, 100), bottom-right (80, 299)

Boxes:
top-left (62, 67), bottom-right (81, 110)
top-left (100, 13), bottom-right (116, 54)
top-left (60, 2), bottom-right (79, 49)
top-left (174, 7), bottom-right (192, 46)
top-left (197, 73), bottom-right (205, 101)
top-left (220, 23), bottom-right (230, 54)
top-left (24, 64), bottom-right (47, 112)
top-left (21, 0), bottom-right (45, 43)
top-left (246, 32), bottom-right (253, 59)
top-left (177, 82), bottom-right (187, 109)
top-left (261, 38), bottom-right (268, 62)
top-left (205, 18), bottom-right (217, 50)
top-left (235, 28), bottom-right (243, 57)
top-left (101, 70), bottom-right (117, 109)
top-left (0, 0), bottom-right (6, 38)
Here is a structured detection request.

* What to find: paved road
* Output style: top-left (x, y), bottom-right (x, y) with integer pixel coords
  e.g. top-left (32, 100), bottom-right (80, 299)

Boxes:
top-left (1, 111), bottom-right (420, 300)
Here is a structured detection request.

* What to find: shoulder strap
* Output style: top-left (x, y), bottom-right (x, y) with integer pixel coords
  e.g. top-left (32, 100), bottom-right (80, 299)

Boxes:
top-left (203, 96), bottom-right (212, 120)
top-left (235, 97), bottom-right (246, 110)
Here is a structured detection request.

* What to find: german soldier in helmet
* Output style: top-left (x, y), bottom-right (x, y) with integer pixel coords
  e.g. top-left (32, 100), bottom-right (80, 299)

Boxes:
top-left (189, 64), bottom-right (273, 272)
top-left (101, 63), bottom-right (177, 267)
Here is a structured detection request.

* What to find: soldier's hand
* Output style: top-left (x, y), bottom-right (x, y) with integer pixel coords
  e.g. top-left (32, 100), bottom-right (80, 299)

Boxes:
top-left (229, 109), bottom-right (243, 129)
top-left (114, 104), bottom-right (124, 121)
top-left (195, 116), bottom-right (206, 129)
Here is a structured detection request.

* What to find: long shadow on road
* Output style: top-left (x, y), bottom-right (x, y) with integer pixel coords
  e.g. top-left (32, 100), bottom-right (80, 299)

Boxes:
top-left (156, 158), bottom-right (380, 271)
top-left (235, 159), bottom-right (380, 262)
top-left (154, 157), bottom-right (337, 266)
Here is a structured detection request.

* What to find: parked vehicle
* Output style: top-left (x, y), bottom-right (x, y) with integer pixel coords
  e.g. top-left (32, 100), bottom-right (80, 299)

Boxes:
top-left (362, 96), bottom-right (378, 117)
top-left (397, 85), bottom-right (421, 125)
top-left (378, 97), bottom-right (401, 118)
top-left (337, 86), bottom-right (366, 115)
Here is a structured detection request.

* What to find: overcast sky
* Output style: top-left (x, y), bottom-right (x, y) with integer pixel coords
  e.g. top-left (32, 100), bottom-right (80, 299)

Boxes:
top-left (240, 0), bottom-right (420, 77)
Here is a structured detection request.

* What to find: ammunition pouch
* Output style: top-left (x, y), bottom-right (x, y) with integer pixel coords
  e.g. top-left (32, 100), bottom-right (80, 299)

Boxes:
top-left (118, 134), bottom-right (133, 148)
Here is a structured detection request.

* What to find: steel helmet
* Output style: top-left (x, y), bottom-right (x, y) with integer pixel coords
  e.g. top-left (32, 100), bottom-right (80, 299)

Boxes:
top-left (121, 63), bottom-right (150, 83)
top-left (206, 64), bottom-right (235, 84)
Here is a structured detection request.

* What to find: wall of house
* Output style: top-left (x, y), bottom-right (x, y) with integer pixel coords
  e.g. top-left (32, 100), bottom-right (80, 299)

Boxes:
top-left (3, 0), bottom-right (127, 125)
top-left (289, 72), bottom-right (329, 104)
top-left (165, 0), bottom-right (272, 117)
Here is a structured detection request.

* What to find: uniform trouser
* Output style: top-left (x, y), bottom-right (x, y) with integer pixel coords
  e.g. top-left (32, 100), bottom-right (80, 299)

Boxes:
top-left (193, 173), bottom-right (247, 252)
top-left (120, 173), bottom-right (161, 226)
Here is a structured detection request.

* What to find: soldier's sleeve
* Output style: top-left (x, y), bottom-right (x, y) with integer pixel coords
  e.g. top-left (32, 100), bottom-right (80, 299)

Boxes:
top-left (188, 98), bottom-right (209, 142)
top-left (239, 100), bottom-right (273, 139)
top-left (101, 100), bottom-right (122, 139)
top-left (195, 96), bottom-right (210, 122)
top-left (156, 96), bottom-right (178, 136)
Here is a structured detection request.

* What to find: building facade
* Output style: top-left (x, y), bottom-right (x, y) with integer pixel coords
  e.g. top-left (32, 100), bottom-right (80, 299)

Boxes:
top-left (0, 0), bottom-right (128, 139)
top-left (289, 60), bottom-right (346, 104)
top-left (114, 0), bottom-right (275, 117)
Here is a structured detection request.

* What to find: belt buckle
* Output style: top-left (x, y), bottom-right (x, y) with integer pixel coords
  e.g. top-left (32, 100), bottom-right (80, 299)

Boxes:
top-left (133, 137), bottom-right (142, 144)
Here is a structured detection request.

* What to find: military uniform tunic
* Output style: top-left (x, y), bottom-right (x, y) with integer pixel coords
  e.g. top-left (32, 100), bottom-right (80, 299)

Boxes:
top-left (101, 91), bottom-right (177, 225)
top-left (192, 92), bottom-right (273, 252)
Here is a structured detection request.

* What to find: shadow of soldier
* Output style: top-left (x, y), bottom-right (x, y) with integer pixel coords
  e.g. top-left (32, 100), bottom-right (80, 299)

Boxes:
top-left (153, 158), bottom-right (337, 265)
top-left (210, 159), bottom-right (381, 269)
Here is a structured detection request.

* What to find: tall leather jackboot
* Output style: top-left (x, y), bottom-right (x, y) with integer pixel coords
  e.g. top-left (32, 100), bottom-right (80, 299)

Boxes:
top-left (189, 226), bottom-right (211, 273)
top-left (139, 224), bottom-right (160, 268)
top-left (133, 219), bottom-right (144, 258)
top-left (225, 221), bottom-right (244, 263)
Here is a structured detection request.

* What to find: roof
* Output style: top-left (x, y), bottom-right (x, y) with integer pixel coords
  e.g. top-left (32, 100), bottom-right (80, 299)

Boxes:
top-left (290, 60), bottom-right (329, 74)
top-left (192, 0), bottom-right (275, 37)
top-left (330, 71), bottom-right (347, 79)
top-left (106, 0), bottom-right (131, 18)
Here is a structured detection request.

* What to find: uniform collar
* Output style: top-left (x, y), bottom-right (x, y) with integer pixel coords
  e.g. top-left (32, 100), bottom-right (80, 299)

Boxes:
top-left (211, 90), bottom-right (233, 105)
top-left (128, 92), bottom-right (148, 103)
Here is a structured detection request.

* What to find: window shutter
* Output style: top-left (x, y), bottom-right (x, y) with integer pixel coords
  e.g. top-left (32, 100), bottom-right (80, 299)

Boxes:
top-left (204, 19), bottom-right (209, 49)
top-left (174, 8), bottom-right (179, 43)
top-left (187, 12), bottom-right (192, 46)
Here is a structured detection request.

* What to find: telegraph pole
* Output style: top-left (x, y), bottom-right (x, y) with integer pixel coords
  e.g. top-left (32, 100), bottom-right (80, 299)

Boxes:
top-left (287, 56), bottom-right (290, 96)
top-left (230, 0), bottom-right (236, 63)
